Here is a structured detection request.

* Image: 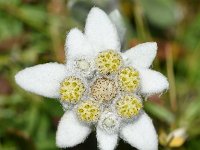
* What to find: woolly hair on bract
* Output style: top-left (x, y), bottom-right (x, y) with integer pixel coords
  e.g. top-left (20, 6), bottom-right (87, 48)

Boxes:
top-left (15, 7), bottom-right (169, 150)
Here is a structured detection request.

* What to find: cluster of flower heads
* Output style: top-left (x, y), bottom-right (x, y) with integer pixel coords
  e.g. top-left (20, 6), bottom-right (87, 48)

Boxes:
top-left (60, 50), bottom-right (142, 131)
top-left (15, 7), bottom-right (169, 150)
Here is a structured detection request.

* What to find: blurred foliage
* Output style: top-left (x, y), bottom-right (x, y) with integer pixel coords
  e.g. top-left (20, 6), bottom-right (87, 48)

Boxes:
top-left (0, 0), bottom-right (200, 149)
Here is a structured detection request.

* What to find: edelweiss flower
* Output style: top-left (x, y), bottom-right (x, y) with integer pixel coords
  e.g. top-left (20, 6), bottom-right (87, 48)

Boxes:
top-left (15, 7), bottom-right (169, 150)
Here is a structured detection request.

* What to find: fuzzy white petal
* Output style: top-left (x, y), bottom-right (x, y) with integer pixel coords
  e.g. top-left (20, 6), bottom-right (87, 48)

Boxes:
top-left (123, 42), bottom-right (157, 68)
top-left (85, 7), bottom-right (121, 52)
top-left (56, 111), bottom-right (91, 148)
top-left (66, 28), bottom-right (94, 59)
top-left (96, 127), bottom-right (118, 150)
top-left (120, 112), bottom-right (158, 150)
top-left (139, 69), bottom-right (169, 95)
top-left (15, 63), bottom-right (66, 98)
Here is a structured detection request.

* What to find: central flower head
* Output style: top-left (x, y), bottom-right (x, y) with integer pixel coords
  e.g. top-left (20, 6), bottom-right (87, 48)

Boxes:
top-left (60, 50), bottom-right (142, 127)
top-left (91, 77), bottom-right (118, 102)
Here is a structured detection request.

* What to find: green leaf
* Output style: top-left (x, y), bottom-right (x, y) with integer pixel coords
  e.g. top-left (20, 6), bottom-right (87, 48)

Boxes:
top-left (181, 99), bottom-right (200, 126)
top-left (25, 105), bottom-right (39, 134)
top-left (36, 115), bottom-right (49, 141)
top-left (140, 0), bottom-right (177, 28)
top-left (19, 5), bottom-right (47, 28)
top-left (0, 13), bottom-right (23, 40)
top-left (145, 101), bottom-right (175, 124)
top-left (182, 13), bottom-right (200, 50)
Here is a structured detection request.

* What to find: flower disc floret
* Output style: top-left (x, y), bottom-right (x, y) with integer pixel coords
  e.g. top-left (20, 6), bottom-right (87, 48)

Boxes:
top-left (99, 111), bottom-right (120, 134)
top-left (118, 67), bottom-right (140, 92)
top-left (95, 50), bottom-right (122, 74)
top-left (116, 96), bottom-right (142, 119)
top-left (76, 100), bottom-right (100, 123)
top-left (76, 59), bottom-right (91, 71)
top-left (60, 76), bottom-right (85, 104)
top-left (91, 77), bottom-right (118, 102)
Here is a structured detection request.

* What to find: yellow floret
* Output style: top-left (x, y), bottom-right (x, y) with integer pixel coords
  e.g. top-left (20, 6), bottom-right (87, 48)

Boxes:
top-left (116, 96), bottom-right (142, 118)
top-left (118, 67), bottom-right (140, 92)
top-left (95, 50), bottom-right (122, 74)
top-left (60, 76), bottom-right (85, 104)
top-left (76, 100), bottom-right (100, 123)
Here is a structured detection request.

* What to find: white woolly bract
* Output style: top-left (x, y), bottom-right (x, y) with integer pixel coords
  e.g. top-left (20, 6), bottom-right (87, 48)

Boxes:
top-left (56, 111), bottom-right (91, 148)
top-left (120, 112), bottom-right (158, 150)
top-left (123, 42), bottom-right (157, 69)
top-left (96, 127), bottom-right (118, 150)
top-left (85, 7), bottom-right (121, 53)
top-left (138, 69), bottom-right (169, 95)
top-left (65, 28), bottom-right (94, 59)
top-left (15, 63), bottom-right (66, 98)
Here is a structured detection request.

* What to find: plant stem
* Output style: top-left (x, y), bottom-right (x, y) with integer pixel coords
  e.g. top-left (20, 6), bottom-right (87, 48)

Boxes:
top-left (166, 44), bottom-right (177, 112)
top-left (132, 0), bottom-right (151, 41)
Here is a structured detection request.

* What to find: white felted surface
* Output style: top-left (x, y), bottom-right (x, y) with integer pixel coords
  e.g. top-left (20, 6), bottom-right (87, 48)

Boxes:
top-left (66, 28), bottom-right (94, 59)
top-left (56, 111), bottom-right (91, 148)
top-left (139, 69), bottom-right (169, 95)
top-left (96, 127), bottom-right (118, 150)
top-left (15, 63), bottom-right (66, 98)
top-left (123, 42), bottom-right (157, 68)
top-left (85, 7), bottom-right (121, 52)
top-left (120, 113), bottom-right (158, 150)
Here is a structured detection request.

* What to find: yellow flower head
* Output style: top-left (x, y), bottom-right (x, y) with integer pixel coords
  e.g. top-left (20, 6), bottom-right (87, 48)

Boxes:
top-left (95, 50), bottom-right (122, 74)
top-left (118, 67), bottom-right (140, 92)
top-left (76, 100), bottom-right (100, 123)
top-left (60, 76), bottom-right (85, 104)
top-left (116, 95), bottom-right (142, 119)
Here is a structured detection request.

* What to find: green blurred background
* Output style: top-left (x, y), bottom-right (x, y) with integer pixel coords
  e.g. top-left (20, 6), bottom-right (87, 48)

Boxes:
top-left (0, 0), bottom-right (200, 149)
